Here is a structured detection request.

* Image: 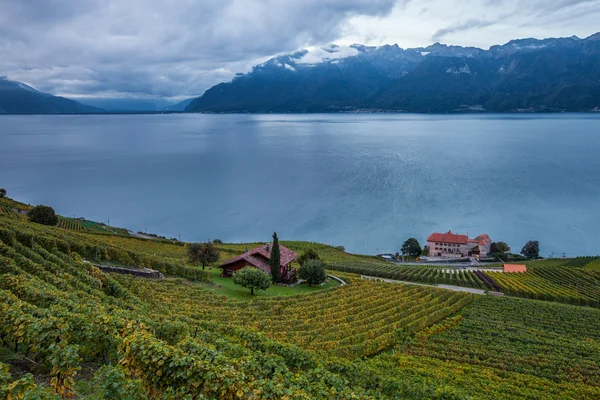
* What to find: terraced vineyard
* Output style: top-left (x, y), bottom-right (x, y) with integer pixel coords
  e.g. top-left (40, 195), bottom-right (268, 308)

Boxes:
top-left (0, 204), bottom-right (18, 219)
top-left (57, 217), bottom-right (86, 232)
top-left (215, 282), bottom-right (476, 358)
top-left (400, 296), bottom-right (600, 387)
top-left (526, 256), bottom-right (600, 270)
top-left (487, 267), bottom-right (600, 307)
top-left (2, 198), bottom-right (600, 399)
top-left (327, 261), bottom-right (492, 288)
top-left (326, 253), bottom-right (600, 308)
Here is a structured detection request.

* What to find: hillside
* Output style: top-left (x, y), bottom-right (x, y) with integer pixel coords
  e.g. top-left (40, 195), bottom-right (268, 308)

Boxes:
top-left (0, 78), bottom-right (104, 114)
top-left (1, 196), bottom-right (599, 398)
top-left (186, 33), bottom-right (600, 113)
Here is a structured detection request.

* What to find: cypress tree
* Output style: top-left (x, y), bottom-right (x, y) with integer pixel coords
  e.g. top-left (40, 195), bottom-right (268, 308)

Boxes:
top-left (270, 232), bottom-right (281, 283)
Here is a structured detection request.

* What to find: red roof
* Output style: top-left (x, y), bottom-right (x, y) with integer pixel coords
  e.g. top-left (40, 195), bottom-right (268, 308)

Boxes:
top-left (427, 231), bottom-right (468, 245)
top-left (219, 243), bottom-right (298, 274)
top-left (503, 264), bottom-right (527, 273)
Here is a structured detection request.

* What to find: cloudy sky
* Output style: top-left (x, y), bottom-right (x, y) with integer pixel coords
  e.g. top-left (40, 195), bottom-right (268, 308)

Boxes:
top-left (1, 0), bottom-right (599, 100)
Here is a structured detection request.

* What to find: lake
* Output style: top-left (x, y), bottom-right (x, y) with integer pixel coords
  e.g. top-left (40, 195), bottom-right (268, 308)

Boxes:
top-left (1, 113), bottom-right (599, 256)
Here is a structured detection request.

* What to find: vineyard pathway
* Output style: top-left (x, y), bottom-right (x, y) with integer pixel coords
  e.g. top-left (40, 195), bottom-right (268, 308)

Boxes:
top-left (360, 275), bottom-right (488, 295)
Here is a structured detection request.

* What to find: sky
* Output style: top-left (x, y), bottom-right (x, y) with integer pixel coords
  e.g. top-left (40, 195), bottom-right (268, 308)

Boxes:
top-left (1, 0), bottom-right (599, 101)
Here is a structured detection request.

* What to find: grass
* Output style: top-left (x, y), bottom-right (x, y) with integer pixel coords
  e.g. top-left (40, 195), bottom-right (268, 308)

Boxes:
top-left (198, 267), bottom-right (341, 301)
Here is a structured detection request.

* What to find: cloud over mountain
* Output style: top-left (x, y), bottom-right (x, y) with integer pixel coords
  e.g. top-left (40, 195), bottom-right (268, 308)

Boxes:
top-left (1, 0), bottom-right (599, 100)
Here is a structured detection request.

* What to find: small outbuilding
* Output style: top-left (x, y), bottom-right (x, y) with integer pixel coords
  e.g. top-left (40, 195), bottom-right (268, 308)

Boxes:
top-left (503, 264), bottom-right (527, 273)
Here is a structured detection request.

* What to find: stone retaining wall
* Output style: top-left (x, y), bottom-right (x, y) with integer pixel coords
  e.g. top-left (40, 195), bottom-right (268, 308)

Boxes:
top-left (93, 264), bottom-right (164, 279)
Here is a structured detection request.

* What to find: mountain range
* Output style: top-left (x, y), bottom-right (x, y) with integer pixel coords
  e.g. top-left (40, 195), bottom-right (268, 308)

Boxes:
top-left (2, 33), bottom-right (600, 114)
top-left (0, 77), bottom-right (103, 114)
top-left (186, 33), bottom-right (600, 113)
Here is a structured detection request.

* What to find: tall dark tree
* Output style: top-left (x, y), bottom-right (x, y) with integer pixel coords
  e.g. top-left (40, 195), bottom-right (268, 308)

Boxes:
top-left (521, 241), bottom-right (540, 259)
top-left (27, 205), bottom-right (58, 226)
top-left (401, 238), bottom-right (422, 257)
top-left (269, 232), bottom-right (281, 283)
top-left (0, 188), bottom-right (6, 198)
top-left (188, 242), bottom-right (220, 270)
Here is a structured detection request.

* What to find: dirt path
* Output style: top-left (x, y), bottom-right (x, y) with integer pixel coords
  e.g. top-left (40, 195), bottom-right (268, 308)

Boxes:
top-left (360, 275), bottom-right (487, 295)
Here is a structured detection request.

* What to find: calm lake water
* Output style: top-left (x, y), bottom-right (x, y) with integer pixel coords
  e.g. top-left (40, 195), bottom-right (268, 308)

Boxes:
top-left (1, 113), bottom-right (599, 256)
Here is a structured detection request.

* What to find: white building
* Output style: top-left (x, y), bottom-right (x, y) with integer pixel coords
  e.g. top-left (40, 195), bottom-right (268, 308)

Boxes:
top-left (427, 231), bottom-right (492, 258)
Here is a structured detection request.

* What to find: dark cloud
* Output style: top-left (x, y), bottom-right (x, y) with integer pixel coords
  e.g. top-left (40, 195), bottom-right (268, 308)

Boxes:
top-left (0, 0), bottom-right (396, 98)
top-left (432, 18), bottom-right (497, 42)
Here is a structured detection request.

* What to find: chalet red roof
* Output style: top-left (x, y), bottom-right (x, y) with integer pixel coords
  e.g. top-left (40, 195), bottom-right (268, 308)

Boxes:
top-left (427, 231), bottom-right (468, 245)
top-left (219, 243), bottom-right (298, 274)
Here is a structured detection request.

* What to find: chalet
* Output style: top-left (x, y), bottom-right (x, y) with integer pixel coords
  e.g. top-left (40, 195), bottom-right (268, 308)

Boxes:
top-left (219, 243), bottom-right (298, 283)
top-left (427, 231), bottom-right (492, 258)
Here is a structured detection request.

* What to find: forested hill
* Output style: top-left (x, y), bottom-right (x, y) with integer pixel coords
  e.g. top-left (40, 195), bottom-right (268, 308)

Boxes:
top-left (186, 33), bottom-right (600, 113)
top-left (0, 77), bottom-right (104, 114)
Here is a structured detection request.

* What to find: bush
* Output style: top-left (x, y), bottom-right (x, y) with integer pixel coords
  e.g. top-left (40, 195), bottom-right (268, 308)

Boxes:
top-left (299, 259), bottom-right (327, 286)
top-left (27, 205), bottom-right (58, 226)
top-left (0, 188), bottom-right (6, 198)
top-left (232, 267), bottom-right (271, 295)
top-left (297, 249), bottom-right (321, 266)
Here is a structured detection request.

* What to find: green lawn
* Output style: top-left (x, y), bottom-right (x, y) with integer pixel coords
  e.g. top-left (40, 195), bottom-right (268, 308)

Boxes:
top-left (200, 267), bottom-right (341, 301)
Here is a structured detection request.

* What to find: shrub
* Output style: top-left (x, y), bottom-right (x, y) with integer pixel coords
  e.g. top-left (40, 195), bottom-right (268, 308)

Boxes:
top-left (232, 267), bottom-right (271, 295)
top-left (0, 188), bottom-right (6, 198)
top-left (299, 259), bottom-right (327, 286)
top-left (27, 205), bottom-right (58, 226)
top-left (297, 249), bottom-right (321, 266)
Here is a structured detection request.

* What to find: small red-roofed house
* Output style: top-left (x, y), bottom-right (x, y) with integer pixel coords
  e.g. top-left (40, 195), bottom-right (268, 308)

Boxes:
top-left (503, 264), bottom-right (527, 273)
top-left (219, 243), bottom-right (298, 283)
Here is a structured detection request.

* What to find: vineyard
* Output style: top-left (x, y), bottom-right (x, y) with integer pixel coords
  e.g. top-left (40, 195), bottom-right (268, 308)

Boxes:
top-left (399, 296), bottom-right (600, 386)
top-left (193, 281), bottom-right (475, 358)
top-left (57, 217), bottom-right (86, 232)
top-left (486, 267), bottom-right (600, 307)
top-left (0, 204), bottom-right (18, 219)
top-left (526, 256), bottom-right (600, 270)
top-left (326, 257), bottom-right (600, 307)
top-left (327, 261), bottom-right (493, 289)
top-left (2, 199), bottom-right (600, 398)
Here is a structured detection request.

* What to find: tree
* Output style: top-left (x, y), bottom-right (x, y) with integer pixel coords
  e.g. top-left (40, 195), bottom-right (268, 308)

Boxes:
top-left (401, 238), bottom-right (422, 257)
top-left (212, 239), bottom-right (223, 244)
top-left (521, 241), bottom-right (540, 259)
top-left (490, 242), bottom-right (511, 260)
top-left (422, 246), bottom-right (430, 256)
top-left (269, 232), bottom-right (281, 283)
top-left (299, 259), bottom-right (327, 287)
top-left (232, 267), bottom-right (271, 295)
top-left (297, 249), bottom-right (320, 266)
top-left (27, 205), bottom-right (58, 226)
top-left (187, 242), bottom-right (220, 270)
top-left (0, 188), bottom-right (6, 198)
top-left (491, 242), bottom-right (511, 254)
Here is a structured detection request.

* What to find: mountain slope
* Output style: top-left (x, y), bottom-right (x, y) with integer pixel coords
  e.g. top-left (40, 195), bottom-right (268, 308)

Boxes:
top-left (186, 33), bottom-right (600, 113)
top-left (0, 78), bottom-right (104, 114)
